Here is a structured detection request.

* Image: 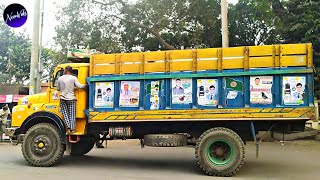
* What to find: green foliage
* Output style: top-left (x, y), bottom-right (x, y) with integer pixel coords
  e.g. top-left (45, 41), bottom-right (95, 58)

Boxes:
top-left (41, 48), bottom-right (62, 82)
top-left (56, 0), bottom-right (281, 51)
top-left (119, 0), bottom-right (222, 51)
top-left (54, 0), bottom-right (120, 59)
top-left (0, 5), bottom-right (61, 84)
top-left (269, 0), bottom-right (320, 98)
top-left (229, 0), bottom-right (281, 46)
top-left (0, 20), bottom-right (31, 84)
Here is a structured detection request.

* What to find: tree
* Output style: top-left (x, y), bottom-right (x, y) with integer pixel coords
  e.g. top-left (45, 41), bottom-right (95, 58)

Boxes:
top-left (54, 0), bottom-right (120, 62)
top-left (55, 0), bottom-right (292, 52)
top-left (269, 0), bottom-right (320, 97)
top-left (229, 0), bottom-right (281, 46)
top-left (0, 16), bottom-right (31, 84)
top-left (269, 0), bottom-right (320, 56)
top-left (41, 48), bottom-right (62, 82)
top-left (92, 0), bottom-right (223, 51)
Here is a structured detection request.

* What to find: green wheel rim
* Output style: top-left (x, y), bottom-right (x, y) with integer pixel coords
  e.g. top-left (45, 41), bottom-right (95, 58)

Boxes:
top-left (206, 139), bottom-right (234, 166)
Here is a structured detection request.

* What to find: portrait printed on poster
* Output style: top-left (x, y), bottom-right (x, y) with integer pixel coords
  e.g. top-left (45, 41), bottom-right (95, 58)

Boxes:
top-left (172, 79), bottom-right (192, 104)
top-left (283, 76), bottom-right (306, 105)
top-left (250, 76), bottom-right (273, 104)
top-left (197, 79), bottom-right (218, 106)
top-left (120, 81), bottom-right (140, 107)
top-left (150, 81), bottom-right (160, 110)
top-left (95, 82), bottom-right (114, 108)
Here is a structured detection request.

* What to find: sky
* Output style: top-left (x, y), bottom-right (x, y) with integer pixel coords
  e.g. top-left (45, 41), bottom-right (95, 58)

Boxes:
top-left (1, 0), bottom-right (239, 49)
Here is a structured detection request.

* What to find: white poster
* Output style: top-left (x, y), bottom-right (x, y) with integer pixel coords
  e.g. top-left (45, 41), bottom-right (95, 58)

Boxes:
top-left (250, 76), bottom-right (273, 104)
top-left (197, 79), bottom-right (218, 106)
top-left (150, 81), bottom-right (160, 110)
top-left (172, 79), bottom-right (192, 104)
top-left (283, 76), bottom-right (306, 105)
top-left (95, 82), bottom-right (114, 108)
top-left (120, 81), bottom-right (140, 107)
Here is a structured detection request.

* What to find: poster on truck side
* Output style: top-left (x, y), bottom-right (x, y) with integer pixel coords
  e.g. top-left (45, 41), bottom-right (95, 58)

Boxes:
top-left (250, 76), bottom-right (273, 104)
top-left (120, 81), bottom-right (140, 107)
top-left (282, 76), bottom-right (306, 105)
top-left (197, 79), bottom-right (218, 106)
top-left (150, 81), bottom-right (160, 110)
top-left (95, 82), bottom-right (114, 108)
top-left (172, 79), bottom-right (192, 104)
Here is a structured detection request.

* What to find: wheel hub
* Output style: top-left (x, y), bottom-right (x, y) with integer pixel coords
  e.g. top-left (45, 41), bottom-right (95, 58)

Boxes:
top-left (33, 136), bottom-right (51, 154)
top-left (206, 140), bottom-right (234, 166)
top-left (214, 146), bottom-right (225, 157)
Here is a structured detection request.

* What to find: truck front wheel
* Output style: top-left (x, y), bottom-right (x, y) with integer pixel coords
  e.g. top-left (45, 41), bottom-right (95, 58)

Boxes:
top-left (22, 123), bottom-right (65, 167)
top-left (195, 127), bottom-right (245, 177)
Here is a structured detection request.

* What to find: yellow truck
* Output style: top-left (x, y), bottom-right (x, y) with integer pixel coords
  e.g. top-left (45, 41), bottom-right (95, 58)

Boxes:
top-left (6, 43), bottom-right (315, 177)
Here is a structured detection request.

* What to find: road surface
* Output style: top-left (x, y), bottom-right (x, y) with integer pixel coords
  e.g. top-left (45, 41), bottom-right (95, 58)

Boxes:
top-left (0, 140), bottom-right (319, 179)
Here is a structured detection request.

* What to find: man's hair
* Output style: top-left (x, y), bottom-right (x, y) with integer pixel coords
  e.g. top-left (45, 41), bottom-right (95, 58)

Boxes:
top-left (255, 78), bottom-right (260, 81)
top-left (65, 66), bottom-right (73, 74)
top-left (209, 85), bottom-right (215, 89)
top-left (106, 88), bottom-right (111, 91)
top-left (296, 83), bottom-right (302, 87)
top-left (2, 106), bottom-right (8, 111)
top-left (176, 79), bottom-right (181, 81)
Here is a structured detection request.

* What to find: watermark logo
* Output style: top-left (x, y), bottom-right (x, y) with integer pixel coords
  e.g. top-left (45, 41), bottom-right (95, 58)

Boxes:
top-left (3, 3), bottom-right (28, 28)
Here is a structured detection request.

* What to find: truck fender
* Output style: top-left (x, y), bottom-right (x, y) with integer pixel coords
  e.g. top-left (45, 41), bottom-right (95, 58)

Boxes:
top-left (20, 111), bottom-right (67, 143)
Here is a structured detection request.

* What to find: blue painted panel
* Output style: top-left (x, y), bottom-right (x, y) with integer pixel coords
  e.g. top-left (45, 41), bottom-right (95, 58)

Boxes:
top-left (87, 66), bottom-right (314, 112)
top-left (223, 69), bottom-right (244, 108)
top-left (145, 79), bottom-right (166, 110)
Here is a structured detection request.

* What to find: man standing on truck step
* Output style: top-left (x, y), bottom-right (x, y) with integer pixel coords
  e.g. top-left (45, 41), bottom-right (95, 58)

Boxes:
top-left (57, 66), bottom-right (87, 135)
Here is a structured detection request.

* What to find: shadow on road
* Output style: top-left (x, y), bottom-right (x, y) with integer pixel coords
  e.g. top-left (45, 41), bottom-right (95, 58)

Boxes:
top-left (60, 154), bottom-right (204, 175)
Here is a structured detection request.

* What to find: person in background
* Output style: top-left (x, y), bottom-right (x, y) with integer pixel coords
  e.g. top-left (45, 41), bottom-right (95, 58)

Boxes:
top-left (57, 66), bottom-right (87, 135)
top-left (0, 106), bottom-right (10, 141)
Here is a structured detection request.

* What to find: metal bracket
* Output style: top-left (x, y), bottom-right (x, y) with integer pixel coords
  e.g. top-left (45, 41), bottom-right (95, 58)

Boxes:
top-left (140, 139), bottom-right (145, 148)
top-left (68, 135), bottom-right (80, 143)
top-left (250, 121), bottom-right (259, 158)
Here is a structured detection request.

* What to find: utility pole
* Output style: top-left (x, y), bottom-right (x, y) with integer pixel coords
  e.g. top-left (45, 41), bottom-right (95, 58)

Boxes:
top-left (36, 0), bottom-right (45, 94)
top-left (221, 0), bottom-right (229, 47)
top-left (29, 0), bottom-right (41, 95)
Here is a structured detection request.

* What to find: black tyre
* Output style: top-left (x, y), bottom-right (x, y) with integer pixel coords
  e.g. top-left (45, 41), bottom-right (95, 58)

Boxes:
top-left (195, 127), bottom-right (245, 177)
top-left (22, 123), bottom-right (65, 167)
top-left (70, 136), bottom-right (95, 156)
top-left (144, 134), bottom-right (187, 147)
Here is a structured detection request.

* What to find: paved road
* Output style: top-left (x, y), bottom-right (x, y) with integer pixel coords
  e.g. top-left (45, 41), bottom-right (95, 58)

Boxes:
top-left (0, 140), bottom-right (319, 180)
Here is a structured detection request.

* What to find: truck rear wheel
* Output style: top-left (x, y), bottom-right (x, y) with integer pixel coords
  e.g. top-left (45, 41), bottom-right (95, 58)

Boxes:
top-left (144, 134), bottom-right (187, 147)
top-left (22, 123), bottom-right (65, 167)
top-left (70, 136), bottom-right (95, 156)
top-left (195, 127), bottom-right (245, 177)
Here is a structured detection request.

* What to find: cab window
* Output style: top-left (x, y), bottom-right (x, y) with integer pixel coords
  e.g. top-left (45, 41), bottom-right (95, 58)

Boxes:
top-left (53, 70), bottom-right (64, 87)
top-left (53, 69), bottom-right (79, 87)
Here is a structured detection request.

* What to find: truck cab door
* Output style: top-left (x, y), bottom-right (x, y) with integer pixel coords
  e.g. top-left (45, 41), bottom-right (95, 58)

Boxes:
top-left (51, 68), bottom-right (85, 118)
